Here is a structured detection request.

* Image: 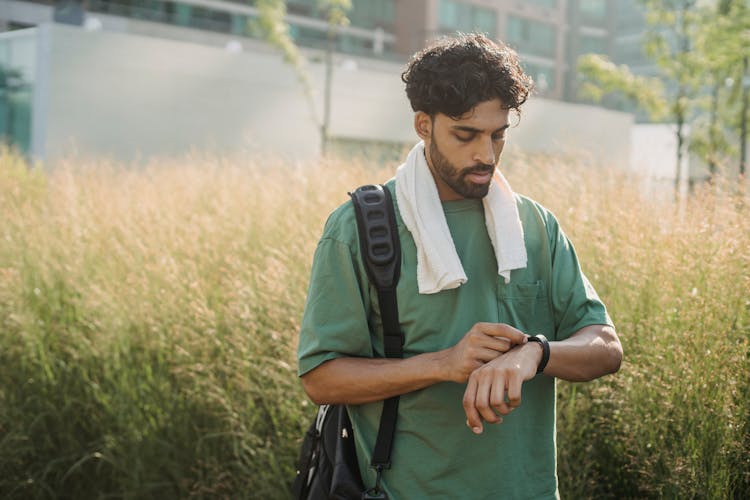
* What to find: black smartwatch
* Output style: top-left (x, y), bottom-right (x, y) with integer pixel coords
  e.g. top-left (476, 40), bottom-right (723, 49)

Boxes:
top-left (528, 335), bottom-right (550, 374)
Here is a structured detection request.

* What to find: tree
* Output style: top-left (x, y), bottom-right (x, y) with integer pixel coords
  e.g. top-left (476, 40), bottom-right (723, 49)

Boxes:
top-left (253, 0), bottom-right (352, 154)
top-left (712, 0), bottom-right (750, 177)
top-left (576, 53), bottom-right (667, 120)
top-left (579, 1), bottom-right (750, 191)
top-left (641, 0), bottom-right (705, 193)
top-left (689, 0), bottom-right (750, 179)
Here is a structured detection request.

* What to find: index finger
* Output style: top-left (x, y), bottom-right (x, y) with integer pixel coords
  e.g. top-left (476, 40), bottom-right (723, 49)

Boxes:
top-left (475, 323), bottom-right (528, 345)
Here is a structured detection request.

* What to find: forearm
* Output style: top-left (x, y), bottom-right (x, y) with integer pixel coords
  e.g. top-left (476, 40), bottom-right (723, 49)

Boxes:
top-left (300, 352), bottom-right (451, 405)
top-left (543, 324), bottom-right (622, 382)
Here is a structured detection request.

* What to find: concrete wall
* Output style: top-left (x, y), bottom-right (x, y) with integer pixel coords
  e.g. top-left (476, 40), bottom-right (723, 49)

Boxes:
top-left (511, 98), bottom-right (633, 169)
top-left (24, 23), bottom-right (633, 167)
top-left (629, 123), bottom-right (721, 199)
top-left (33, 23), bottom-right (319, 163)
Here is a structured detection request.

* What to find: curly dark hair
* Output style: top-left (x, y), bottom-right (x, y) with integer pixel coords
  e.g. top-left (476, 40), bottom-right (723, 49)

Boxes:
top-left (401, 33), bottom-right (534, 118)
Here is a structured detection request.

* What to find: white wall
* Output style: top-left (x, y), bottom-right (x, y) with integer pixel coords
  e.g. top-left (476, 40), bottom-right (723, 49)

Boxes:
top-left (328, 62), bottom-right (634, 169)
top-left (327, 62), bottom-right (415, 144)
top-left (511, 99), bottom-right (633, 169)
top-left (630, 124), bottom-right (686, 180)
top-left (35, 23), bottom-right (319, 163)
top-left (27, 23), bottom-right (634, 167)
top-left (629, 123), bottom-right (716, 198)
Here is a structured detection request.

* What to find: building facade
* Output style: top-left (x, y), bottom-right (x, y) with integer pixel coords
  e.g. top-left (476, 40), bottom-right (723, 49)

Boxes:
top-left (2, 1), bottom-right (650, 95)
top-left (0, 0), bottom-right (646, 165)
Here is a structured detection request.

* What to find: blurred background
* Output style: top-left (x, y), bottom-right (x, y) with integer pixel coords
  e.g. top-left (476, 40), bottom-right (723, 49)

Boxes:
top-left (0, 2), bottom-right (748, 499)
top-left (1, 0), bottom-right (747, 194)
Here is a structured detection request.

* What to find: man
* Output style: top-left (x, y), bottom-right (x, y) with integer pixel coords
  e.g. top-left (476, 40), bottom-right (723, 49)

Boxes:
top-left (297, 34), bottom-right (622, 499)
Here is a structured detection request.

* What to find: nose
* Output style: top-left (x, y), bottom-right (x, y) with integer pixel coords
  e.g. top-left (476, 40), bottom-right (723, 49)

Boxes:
top-left (473, 136), bottom-right (496, 166)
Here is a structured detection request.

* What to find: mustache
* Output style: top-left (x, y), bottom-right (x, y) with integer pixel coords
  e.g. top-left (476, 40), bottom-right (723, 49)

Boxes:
top-left (462, 164), bottom-right (495, 175)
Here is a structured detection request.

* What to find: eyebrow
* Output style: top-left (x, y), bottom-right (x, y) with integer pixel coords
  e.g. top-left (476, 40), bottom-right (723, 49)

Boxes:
top-left (451, 124), bottom-right (510, 134)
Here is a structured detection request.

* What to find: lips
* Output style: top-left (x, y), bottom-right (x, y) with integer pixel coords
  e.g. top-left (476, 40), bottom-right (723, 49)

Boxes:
top-left (465, 171), bottom-right (493, 184)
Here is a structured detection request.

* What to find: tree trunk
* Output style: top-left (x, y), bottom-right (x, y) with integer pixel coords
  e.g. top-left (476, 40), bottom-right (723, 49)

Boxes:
top-left (708, 82), bottom-right (720, 179)
top-left (675, 92), bottom-right (686, 198)
top-left (740, 55), bottom-right (748, 177)
top-left (321, 26), bottom-right (336, 156)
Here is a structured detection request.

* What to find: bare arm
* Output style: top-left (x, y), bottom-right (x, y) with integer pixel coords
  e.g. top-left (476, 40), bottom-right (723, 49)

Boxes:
top-left (544, 324), bottom-right (622, 381)
top-left (300, 322), bottom-right (528, 405)
top-left (301, 353), bottom-right (448, 405)
top-left (463, 324), bottom-right (622, 433)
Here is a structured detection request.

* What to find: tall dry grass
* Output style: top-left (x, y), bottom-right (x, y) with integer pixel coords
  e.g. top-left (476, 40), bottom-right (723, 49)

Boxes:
top-left (0, 148), bottom-right (748, 498)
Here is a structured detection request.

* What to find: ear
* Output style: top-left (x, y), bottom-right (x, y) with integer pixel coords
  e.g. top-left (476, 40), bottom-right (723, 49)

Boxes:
top-left (413, 111), bottom-right (433, 141)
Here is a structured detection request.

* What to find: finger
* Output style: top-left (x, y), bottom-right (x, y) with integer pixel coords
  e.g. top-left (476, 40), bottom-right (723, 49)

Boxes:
top-left (474, 346), bottom-right (506, 363)
top-left (489, 336), bottom-right (512, 353)
top-left (476, 374), bottom-right (503, 424)
top-left (475, 335), bottom-right (511, 353)
top-left (506, 373), bottom-right (523, 410)
top-left (462, 376), bottom-right (484, 434)
top-left (489, 373), bottom-right (512, 415)
top-left (478, 323), bottom-right (528, 345)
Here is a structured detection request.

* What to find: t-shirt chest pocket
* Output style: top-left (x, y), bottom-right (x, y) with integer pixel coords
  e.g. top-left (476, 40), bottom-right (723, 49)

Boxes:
top-left (496, 280), bottom-right (554, 336)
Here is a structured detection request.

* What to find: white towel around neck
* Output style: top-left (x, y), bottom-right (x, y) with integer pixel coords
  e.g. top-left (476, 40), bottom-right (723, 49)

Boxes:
top-left (395, 141), bottom-right (527, 294)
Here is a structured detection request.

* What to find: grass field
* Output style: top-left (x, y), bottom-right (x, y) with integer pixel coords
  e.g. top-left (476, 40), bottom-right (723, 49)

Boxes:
top-left (0, 148), bottom-right (748, 498)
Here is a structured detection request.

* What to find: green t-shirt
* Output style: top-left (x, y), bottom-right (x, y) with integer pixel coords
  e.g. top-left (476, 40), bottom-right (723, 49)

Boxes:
top-left (297, 180), bottom-right (613, 500)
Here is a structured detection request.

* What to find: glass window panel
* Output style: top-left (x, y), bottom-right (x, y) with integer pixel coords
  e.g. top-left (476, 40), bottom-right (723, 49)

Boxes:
top-left (287, 0), bottom-right (319, 16)
top-left (230, 14), bottom-right (248, 35)
top-left (0, 33), bottom-right (35, 156)
top-left (173, 4), bottom-right (192, 26)
top-left (506, 15), bottom-right (524, 42)
top-left (613, 38), bottom-right (647, 63)
top-left (578, 34), bottom-right (607, 55)
top-left (523, 62), bottom-right (555, 93)
top-left (439, 0), bottom-right (496, 36)
top-left (526, 0), bottom-right (557, 8)
top-left (506, 16), bottom-right (556, 59)
top-left (84, 0), bottom-right (394, 58)
top-left (439, 0), bottom-right (460, 28)
top-left (473, 9), bottom-right (496, 35)
top-left (350, 0), bottom-right (395, 30)
top-left (289, 25), bottom-right (327, 50)
top-left (579, 0), bottom-right (607, 24)
top-left (614, 3), bottom-right (646, 35)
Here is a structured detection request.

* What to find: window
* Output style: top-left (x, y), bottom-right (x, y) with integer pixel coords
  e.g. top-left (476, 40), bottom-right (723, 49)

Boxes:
top-left (438, 0), bottom-right (497, 37)
top-left (614, 3), bottom-right (646, 36)
top-left (523, 63), bottom-right (555, 94)
top-left (349, 0), bottom-right (395, 30)
top-left (506, 16), bottom-right (556, 59)
top-left (526, 0), bottom-right (557, 9)
top-left (286, 0), bottom-right (319, 17)
top-left (578, 34), bottom-right (607, 55)
top-left (0, 34), bottom-right (35, 156)
top-left (579, 0), bottom-right (607, 25)
top-left (613, 38), bottom-right (647, 64)
top-left (88, 1), bottom-right (233, 32)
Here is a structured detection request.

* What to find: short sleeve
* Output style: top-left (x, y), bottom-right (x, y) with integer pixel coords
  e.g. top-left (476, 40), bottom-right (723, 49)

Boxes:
top-left (547, 216), bottom-right (614, 341)
top-left (297, 237), bottom-right (374, 376)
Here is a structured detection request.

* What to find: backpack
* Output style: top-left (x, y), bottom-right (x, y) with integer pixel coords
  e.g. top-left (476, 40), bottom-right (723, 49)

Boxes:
top-left (292, 184), bottom-right (402, 500)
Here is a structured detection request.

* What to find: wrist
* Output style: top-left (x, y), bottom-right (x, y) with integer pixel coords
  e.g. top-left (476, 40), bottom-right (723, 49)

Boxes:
top-left (431, 348), bottom-right (458, 383)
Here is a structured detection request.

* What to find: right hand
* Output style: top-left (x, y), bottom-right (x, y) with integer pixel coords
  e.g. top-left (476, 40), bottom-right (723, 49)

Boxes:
top-left (441, 323), bottom-right (528, 383)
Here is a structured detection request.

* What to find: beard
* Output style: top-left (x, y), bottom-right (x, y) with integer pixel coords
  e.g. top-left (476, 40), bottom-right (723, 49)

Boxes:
top-left (428, 136), bottom-right (495, 199)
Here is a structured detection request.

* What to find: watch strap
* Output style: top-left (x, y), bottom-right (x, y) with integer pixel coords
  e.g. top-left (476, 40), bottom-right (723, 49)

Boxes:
top-left (528, 334), bottom-right (550, 374)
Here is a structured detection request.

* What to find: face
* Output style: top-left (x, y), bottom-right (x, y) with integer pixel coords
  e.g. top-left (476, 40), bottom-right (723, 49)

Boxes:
top-left (415, 99), bottom-right (511, 201)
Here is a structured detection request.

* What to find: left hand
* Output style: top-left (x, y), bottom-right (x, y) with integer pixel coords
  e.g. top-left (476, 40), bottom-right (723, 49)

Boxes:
top-left (462, 340), bottom-right (543, 434)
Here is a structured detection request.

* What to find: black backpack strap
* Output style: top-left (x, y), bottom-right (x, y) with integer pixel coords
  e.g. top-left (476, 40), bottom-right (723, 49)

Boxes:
top-left (349, 184), bottom-right (403, 489)
top-left (349, 184), bottom-right (401, 293)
